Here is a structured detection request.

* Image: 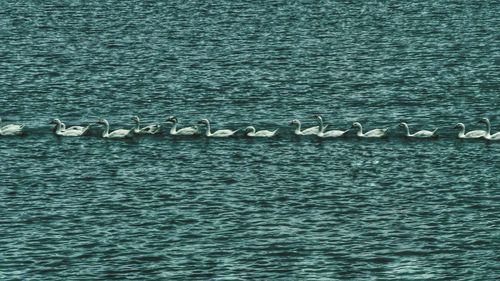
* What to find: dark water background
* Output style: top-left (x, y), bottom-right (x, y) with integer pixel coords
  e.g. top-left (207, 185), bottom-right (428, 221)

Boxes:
top-left (1, 0), bottom-right (499, 280)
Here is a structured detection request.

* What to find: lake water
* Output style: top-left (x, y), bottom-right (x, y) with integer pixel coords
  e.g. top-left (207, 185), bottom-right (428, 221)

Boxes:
top-left (0, 0), bottom-right (499, 280)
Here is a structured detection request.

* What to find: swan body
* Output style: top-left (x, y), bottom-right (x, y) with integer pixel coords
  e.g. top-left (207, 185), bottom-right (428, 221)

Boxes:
top-left (132, 116), bottom-right (161, 135)
top-left (454, 123), bottom-right (487, 139)
top-left (51, 118), bottom-right (89, 137)
top-left (198, 119), bottom-right (238, 137)
top-left (290, 119), bottom-right (322, 135)
top-left (399, 122), bottom-right (437, 138)
top-left (97, 118), bottom-right (134, 139)
top-left (479, 118), bottom-right (500, 140)
top-left (314, 115), bottom-right (349, 138)
top-left (0, 118), bottom-right (24, 136)
top-left (62, 123), bottom-right (87, 131)
top-left (165, 116), bottom-right (199, 136)
top-left (245, 126), bottom-right (278, 137)
top-left (352, 122), bottom-right (388, 138)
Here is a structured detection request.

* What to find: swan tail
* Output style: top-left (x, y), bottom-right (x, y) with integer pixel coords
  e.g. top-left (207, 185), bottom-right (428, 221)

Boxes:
top-left (432, 128), bottom-right (439, 137)
top-left (82, 125), bottom-right (91, 134)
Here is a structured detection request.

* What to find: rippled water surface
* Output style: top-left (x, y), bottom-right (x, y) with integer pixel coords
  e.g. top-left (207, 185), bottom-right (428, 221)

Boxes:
top-left (1, 0), bottom-right (499, 280)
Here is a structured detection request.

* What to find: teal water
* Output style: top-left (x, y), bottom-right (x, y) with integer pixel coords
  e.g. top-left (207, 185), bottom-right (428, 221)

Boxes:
top-left (1, 0), bottom-right (499, 280)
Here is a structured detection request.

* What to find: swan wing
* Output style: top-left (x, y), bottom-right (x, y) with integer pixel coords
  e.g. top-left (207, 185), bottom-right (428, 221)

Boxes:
top-left (464, 130), bottom-right (486, 138)
top-left (412, 130), bottom-right (435, 138)
top-left (66, 125), bottom-right (86, 131)
top-left (2, 124), bottom-right (24, 130)
top-left (211, 129), bottom-right (237, 137)
top-left (322, 130), bottom-right (347, 138)
top-left (364, 128), bottom-right (387, 137)
top-left (176, 126), bottom-right (199, 135)
top-left (58, 129), bottom-right (84, 137)
top-left (137, 124), bottom-right (161, 134)
top-left (0, 124), bottom-right (24, 135)
top-left (108, 129), bottom-right (132, 138)
top-left (253, 130), bottom-right (277, 137)
top-left (302, 125), bottom-right (321, 135)
top-left (486, 132), bottom-right (500, 140)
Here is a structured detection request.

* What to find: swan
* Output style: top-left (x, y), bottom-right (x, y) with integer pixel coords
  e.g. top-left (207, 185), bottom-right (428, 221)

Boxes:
top-left (51, 118), bottom-right (90, 137)
top-left (165, 116), bottom-right (199, 136)
top-left (198, 119), bottom-right (238, 137)
top-left (351, 122), bottom-right (388, 138)
top-left (131, 116), bottom-right (161, 135)
top-left (0, 117), bottom-right (24, 136)
top-left (97, 118), bottom-right (134, 139)
top-left (479, 118), bottom-right (500, 140)
top-left (245, 126), bottom-right (278, 137)
top-left (399, 122), bottom-right (438, 138)
top-left (454, 123), bottom-right (487, 139)
top-left (314, 115), bottom-right (349, 138)
top-left (290, 119), bottom-right (322, 135)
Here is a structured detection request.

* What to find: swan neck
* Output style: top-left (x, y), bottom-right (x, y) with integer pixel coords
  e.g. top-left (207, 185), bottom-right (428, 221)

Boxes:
top-left (403, 124), bottom-right (410, 136)
top-left (357, 125), bottom-right (363, 136)
top-left (318, 118), bottom-right (325, 132)
top-left (294, 121), bottom-right (301, 133)
top-left (170, 121), bottom-right (178, 134)
top-left (205, 121), bottom-right (211, 136)
top-left (458, 125), bottom-right (465, 137)
top-left (56, 122), bottom-right (63, 133)
top-left (485, 120), bottom-right (491, 136)
top-left (103, 121), bottom-right (110, 137)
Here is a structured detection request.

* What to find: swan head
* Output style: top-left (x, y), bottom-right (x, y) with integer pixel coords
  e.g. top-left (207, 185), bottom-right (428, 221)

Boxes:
top-left (399, 122), bottom-right (408, 127)
top-left (165, 116), bottom-right (177, 123)
top-left (351, 122), bottom-right (362, 129)
top-left (290, 119), bottom-right (300, 126)
top-left (50, 118), bottom-right (62, 124)
top-left (245, 126), bottom-right (256, 133)
top-left (479, 118), bottom-right (490, 124)
top-left (131, 116), bottom-right (140, 123)
top-left (198, 119), bottom-right (210, 126)
top-left (97, 118), bottom-right (108, 125)
top-left (312, 114), bottom-right (322, 121)
top-left (454, 123), bottom-right (465, 129)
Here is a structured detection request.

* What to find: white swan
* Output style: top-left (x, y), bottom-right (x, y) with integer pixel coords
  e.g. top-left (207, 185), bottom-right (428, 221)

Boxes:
top-left (97, 118), bottom-right (134, 139)
top-left (314, 115), bottom-right (349, 138)
top-left (165, 116), bottom-right (199, 136)
top-left (132, 116), bottom-right (161, 135)
top-left (290, 119), bottom-right (322, 135)
top-left (454, 123), bottom-right (487, 139)
top-left (245, 126), bottom-right (278, 137)
top-left (399, 122), bottom-right (438, 138)
top-left (0, 117), bottom-right (24, 136)
top-left (198, 119), bottom-right (238, 137)
top-left (51, 118), bottom-right (90, 137)
top-left (479, 118), bottom-right (500, 140)
top-left (352, 122), bottom-right (388, 138)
